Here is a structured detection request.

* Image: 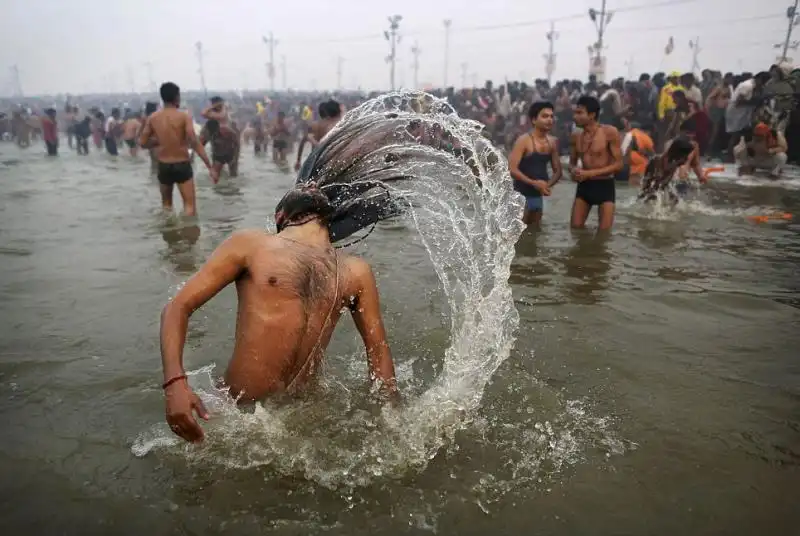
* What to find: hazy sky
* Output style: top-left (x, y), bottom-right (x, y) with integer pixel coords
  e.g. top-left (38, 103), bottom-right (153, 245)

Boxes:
top-left (0, 0), bottom-right (792, 95)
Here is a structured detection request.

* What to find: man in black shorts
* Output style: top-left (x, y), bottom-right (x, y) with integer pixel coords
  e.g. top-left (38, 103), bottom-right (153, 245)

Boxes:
top-left (200, 118), bottom-right (241, 181)
top-left (569, 96), bottom-right (623, 230)
top-left (139, 82), bottom-right (217, 216)
top-left (270, 111), bottom-right (290, 165)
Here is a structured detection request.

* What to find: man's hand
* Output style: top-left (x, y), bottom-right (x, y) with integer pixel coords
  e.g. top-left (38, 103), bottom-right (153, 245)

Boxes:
top-left (572, 168), bottom-right (591, 182)
top-left (165, 380), bottom-right (209, 443)
top-left (209, 167), bottom-right (220, 183)
top-left (533, 180), bottom-right (551, 196)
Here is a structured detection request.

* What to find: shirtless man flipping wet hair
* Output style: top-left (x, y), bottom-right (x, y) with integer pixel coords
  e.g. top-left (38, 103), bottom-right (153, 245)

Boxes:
top-left (160, 185), bottom-right (398, 443)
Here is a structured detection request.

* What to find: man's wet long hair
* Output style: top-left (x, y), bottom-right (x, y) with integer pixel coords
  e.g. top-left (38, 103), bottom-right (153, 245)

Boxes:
top-left (276, 94), bottom-right (473, 244)
top-left (274, 185), bottom-right (335, 233)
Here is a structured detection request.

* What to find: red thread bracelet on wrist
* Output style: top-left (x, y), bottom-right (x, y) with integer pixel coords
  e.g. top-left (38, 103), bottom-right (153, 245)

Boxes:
top-left (162, 374), bottom-right (187, 390)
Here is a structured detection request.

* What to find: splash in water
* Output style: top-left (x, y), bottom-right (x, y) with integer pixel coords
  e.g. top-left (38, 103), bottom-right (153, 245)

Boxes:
top-left (132, 91), bottom-right (624, 498)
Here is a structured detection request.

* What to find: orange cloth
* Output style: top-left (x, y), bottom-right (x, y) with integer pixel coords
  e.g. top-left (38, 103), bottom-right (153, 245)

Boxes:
top-left (753, 122), bottom-right (776, 146)
top-left (629, 129), bottom-right (654, 176)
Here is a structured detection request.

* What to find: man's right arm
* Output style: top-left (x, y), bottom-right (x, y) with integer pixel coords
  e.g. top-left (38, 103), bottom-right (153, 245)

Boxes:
top-left (568, 132), bottom-right (579, 173)
top-left (507, 136), bottom-right (533, 182)
top-left (161, 231), bottom-right (253, 442)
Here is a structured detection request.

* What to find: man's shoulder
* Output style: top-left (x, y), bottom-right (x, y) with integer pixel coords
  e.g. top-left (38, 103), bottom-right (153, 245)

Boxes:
top-left (342, 255), bottom-right (375, 288)
top-left (224, 229), bottom-right (275, 252)
top-left (600, 124), bottom-right (620, 138)
top-left (513, 131), bottom-right (532, 144)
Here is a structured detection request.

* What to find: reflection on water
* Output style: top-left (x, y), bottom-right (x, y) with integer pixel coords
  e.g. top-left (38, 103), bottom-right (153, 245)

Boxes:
top-left (559, 230), bottom-right (612, 304)
top-left (160, 223), bottom-right (201, 274)
top-left (635, 220), bottom-right (688, 250)
top-left (212, 180), bottom-right (243, 198)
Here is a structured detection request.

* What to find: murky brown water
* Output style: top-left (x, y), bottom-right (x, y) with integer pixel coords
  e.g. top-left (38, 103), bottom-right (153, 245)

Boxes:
top-left (1, 140), bottom-right (799, 535)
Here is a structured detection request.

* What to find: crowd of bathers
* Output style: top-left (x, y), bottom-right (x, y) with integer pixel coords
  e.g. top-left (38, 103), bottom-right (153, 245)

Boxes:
top-left (1, 61), bottom-right (797, 173)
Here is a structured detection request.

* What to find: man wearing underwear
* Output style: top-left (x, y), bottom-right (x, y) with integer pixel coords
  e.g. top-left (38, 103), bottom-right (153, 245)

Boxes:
top-left (569, 96), bottom-right (623, 231)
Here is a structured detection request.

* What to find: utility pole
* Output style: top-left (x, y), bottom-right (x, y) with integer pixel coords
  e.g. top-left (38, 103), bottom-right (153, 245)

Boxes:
top-left (195, 41), bottom-right (208, 98)
top-left (624, 55), bottom-right (635, 79)
top-left (443, 19), bottom-right (452, 87)
top-left (337, 56), bottom-right (344, 90)
top-left (281, 55), bottom-right (287, 90)
top-left (262, 33), bottom-right (278, 91)
top-left (776, 0), bottom-right (800, 62)
top-left (411, 42), bottom-right (421, 89)
top-left (143, 61), bottom-right (155, 93)
top-left (126, 65), bottom-right (136, 93)
top-left (689, 37), bottom-right (701, 73)
top-left (461, 62), bottom-right (468, 88)
top-left (544, 21), bottom-right (558, 85)
top-left (384, 15), bottom-right (402, 91)
top-left (588, 0), bottom-right (613, 82)
top-left (10, 64), bottom-right (23, 97)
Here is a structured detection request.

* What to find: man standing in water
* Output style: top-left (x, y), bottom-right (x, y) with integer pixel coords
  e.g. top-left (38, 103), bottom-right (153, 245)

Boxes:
top-left (508, 101), bottom-right (563, 226)
top-left (160, 186), bottom-right (399, 443)
top-left (569, 96), bottom-right (623, 231)
top-left (139, 82), bottom-right (218, 216)
top-left (295, 100), bottom-right (343, 171)
top-left (202, 96), bottom-right (230, 126)
top-left (199, 118), bottom-right (240, 181)
top-left (271, 111), bottom-right (291, 165)
top-left (104, 108), bottom-right (122, 156)
top-left (122, 112), bottom-right (142, 157)
top-left (40, 108), bottom-right (58, 157)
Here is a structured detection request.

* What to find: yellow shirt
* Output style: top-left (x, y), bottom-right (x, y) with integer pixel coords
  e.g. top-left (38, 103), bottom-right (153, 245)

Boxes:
top-left (657, 83), bottom-right (685, 120)
top-left (301, 106), bottom-right (313, 121)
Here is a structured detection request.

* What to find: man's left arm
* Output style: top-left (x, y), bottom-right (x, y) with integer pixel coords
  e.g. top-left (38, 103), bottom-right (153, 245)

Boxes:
top-left (348, 259), bottom-right (398, 398)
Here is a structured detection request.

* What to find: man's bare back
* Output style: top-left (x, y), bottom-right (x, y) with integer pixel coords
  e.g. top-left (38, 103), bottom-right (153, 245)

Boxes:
top-left (140, 107), bottom-right (195, 163)
top-left (160, 218), bottom-right (397, 443)
top-left (122, 118), bottom-right (140, 141)
top-left (309, 119), bottom-right (337, 145)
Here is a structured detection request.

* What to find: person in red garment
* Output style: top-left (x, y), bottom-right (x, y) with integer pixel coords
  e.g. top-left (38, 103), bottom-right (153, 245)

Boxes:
top-left (41, 108), bottom-right (58, 156)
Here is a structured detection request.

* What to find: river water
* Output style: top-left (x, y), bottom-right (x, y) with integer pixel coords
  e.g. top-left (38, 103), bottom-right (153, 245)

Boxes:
top-left (1, 136), bottom-right (798, 535)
